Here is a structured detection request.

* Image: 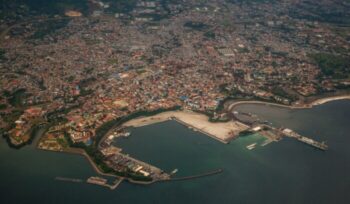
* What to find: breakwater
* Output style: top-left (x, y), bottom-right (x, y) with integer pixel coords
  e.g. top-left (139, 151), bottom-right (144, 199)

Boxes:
top-left (167, 169), bottom-right (223, 182)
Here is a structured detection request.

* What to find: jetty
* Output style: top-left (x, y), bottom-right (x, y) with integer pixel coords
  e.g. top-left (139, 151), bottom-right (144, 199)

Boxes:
top-left (249, 124), bottom-right (328, 151)
top-left (282, 128), bottom-right (328, 150)
top-left (55, 177), bottom-right (83, 183)
top-left (168, 169), bottom-right (223, 182)
top-left (87, 176), bottom-right (124, 190)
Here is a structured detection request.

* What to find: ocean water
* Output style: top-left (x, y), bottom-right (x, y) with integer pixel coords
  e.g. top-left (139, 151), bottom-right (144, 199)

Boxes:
top-left (0, 100), bottom-right (349, 204)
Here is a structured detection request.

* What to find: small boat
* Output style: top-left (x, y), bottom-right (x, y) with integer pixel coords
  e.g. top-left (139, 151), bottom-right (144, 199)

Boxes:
top-left (123, 132), bottom-right (131, 137)
top-left (171, 169), bottom-right (178, 174)
top-left (246, 143), bottom-right (257, 150)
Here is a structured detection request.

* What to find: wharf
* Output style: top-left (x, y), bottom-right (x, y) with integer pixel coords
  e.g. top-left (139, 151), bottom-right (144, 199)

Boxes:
top-left (282, 129), bottom-right (328, 150)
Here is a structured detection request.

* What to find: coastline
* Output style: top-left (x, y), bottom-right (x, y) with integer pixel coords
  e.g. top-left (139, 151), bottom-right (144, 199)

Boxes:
top-left (309, 95), bottom-right (350, 106)
top-left (226, 95), bottom-right (350, 111)
top-left (9, 94), bottom-right (350, 187)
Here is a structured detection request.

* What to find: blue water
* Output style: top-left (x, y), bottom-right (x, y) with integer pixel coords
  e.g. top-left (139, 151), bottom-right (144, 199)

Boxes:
top-left (0, 100), bottom-right (349, 204)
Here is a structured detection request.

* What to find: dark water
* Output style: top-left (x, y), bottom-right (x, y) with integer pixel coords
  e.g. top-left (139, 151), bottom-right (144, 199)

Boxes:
top-left (1, 100), bottom-right (349, 204)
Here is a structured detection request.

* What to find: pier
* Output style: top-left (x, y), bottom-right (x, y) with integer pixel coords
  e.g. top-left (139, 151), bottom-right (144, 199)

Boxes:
top-left (282, 129), bottom-right (328, 150)
top-left (55, 177), bottom-right (83, 183)
top-left (249, 124), bottom-right (328, 151)
top-left (86, 176), bottom-right (124, 190)
top-left (167, 169), bottom-right (223, 182)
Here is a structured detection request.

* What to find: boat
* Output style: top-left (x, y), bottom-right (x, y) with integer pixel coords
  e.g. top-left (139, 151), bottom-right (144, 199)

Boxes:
top-left (246, 143), bottom-right (257, 150)
top-left (171, 169), bottom-right (178, 174)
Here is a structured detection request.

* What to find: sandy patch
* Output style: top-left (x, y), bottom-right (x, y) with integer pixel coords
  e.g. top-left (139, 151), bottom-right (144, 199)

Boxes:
top-left (123, 111), bottom-right (249, 143)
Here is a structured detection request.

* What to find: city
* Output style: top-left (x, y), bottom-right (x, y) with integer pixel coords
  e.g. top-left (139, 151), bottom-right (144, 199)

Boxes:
top-left (0, 0), bottom-right (350, 195)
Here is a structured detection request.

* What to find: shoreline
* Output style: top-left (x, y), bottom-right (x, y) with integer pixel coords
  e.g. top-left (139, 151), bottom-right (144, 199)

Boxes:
top-left (6, 94), bottom-right (350, 187)
top-left (226, 95), bottom-right (350, 111)
top-left (37, 145), bottom-right (163, 185)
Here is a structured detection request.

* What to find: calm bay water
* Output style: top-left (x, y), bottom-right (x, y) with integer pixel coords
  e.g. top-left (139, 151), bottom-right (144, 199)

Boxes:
top-left (1, 100), bottom-right (349, 204)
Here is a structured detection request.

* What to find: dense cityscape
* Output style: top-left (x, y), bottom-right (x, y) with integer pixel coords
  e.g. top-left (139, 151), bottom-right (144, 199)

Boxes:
top-left (1, 0), bottom-right (350, 184)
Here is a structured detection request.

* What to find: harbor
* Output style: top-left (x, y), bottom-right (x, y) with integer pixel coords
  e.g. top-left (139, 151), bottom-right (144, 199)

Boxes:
top-left (122, 110), bottom-right (249, 144)
top-left (246, 124), bottom-right (328, 151)
top-left (1, 100), bottom-right (349, 204)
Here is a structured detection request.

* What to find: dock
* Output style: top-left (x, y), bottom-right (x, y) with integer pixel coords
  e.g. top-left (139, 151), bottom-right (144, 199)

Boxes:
top-left (86, 176), bottom-right (124, 190)
top-left (249, 125), bottom-right (328, 150)
top-left (282, 128), bottom-right (328, 150)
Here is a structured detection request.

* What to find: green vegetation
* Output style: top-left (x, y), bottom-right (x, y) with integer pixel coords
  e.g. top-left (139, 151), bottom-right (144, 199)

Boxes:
top-left (3, 110), bottom-right (23, 125)
top-left (237, 47), bottom-right (249, 53)
top-left (30, 19), bottom-right (70, 40)
top-left (107, 0), bottom-right (138, 13)
top-left (184, 21), bottom-right (211, 31)
top-left (107, 58), bottom-right (119, 65)
top-left (204, 31), bottom-right (216, 39)
top-left (7, 89), bottom-right (27, 108)
top-left (308, 53), bottom-right (350, 79)
top-left (0, 49), bottom-right (6, 61)
top-left (271, 86), bottom-right (298, 101)
top-left (47, 104), bottom-right (81, 123)
top-left (57, 137), bottom-right (69, 148)
top-left (0, 104), bottom-right (7, 110)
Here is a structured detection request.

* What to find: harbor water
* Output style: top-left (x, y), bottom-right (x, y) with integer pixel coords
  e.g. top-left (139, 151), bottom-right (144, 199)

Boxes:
top-left (0, 100), bottom-right (349, 204)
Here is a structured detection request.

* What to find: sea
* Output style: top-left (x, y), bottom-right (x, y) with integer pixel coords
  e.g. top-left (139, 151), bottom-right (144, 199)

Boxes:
top-left (0, 100), bottom-right (349, 204)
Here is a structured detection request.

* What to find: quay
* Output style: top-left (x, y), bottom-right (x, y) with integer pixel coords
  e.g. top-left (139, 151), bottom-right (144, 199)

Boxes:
top-left (282, 129), bottom-right (328, 150)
